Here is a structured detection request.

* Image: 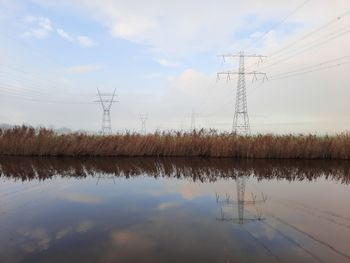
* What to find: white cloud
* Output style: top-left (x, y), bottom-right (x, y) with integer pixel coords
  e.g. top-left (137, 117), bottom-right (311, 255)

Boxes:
top-left (65, 64), bottom-right (103, 74)
top-left (6, 0), bottom-right (350, 133)
top-left (57, 28), bottom-right (95, 47)
top-left (168, 69), bottom-right (210, 94)
top-left (22, 15), bottom-right (52, 38)
top-left (31, 0), bottom-right (350, 57)
top-left (77, 35), bottom-right (94, 47)
top-left (112, 15), bottom-right (156, 39)
top-left (57, 28), bottom-right (74, 41)
top-left (24, 15), bottom-right (37, 23)
top-left (157, 58), bottom-right (179, 67)
top-left (21, 15), bottom-right (95, 47)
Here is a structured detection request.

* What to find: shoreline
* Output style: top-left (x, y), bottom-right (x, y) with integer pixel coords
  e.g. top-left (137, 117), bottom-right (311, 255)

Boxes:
top-left (0, 154), bottom-right (349, 160)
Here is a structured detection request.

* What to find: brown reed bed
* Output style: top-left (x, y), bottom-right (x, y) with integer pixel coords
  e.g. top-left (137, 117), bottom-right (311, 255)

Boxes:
top-left (0, 126), bottom-right (349, 159)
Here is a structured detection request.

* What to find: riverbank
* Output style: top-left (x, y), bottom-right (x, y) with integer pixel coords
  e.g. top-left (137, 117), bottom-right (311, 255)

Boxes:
top-left (0, 126), bottom-right (349, 159)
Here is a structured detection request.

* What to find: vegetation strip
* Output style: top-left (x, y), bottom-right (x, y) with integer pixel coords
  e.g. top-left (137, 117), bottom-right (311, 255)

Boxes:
top-left (0, 126), bottom-right (349, 159)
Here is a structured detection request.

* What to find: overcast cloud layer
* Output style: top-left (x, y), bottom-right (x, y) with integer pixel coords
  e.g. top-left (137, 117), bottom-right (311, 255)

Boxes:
top-left (0, 0), bottom-right (349, 134)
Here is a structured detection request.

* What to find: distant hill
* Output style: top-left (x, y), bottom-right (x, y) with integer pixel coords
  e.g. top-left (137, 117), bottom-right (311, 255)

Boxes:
top-left (0, 123), bottom-right (95, 135)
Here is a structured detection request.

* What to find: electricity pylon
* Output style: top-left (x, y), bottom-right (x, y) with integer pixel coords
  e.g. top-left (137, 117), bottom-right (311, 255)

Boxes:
top-left (139, 113), bottom-right (148, 134)
top-left (96, 173), bottom-right (116, 185)
top-left (190, 109), bottom-right (198, 131)
top-left (95, 88), bottom-right (118, 135)
top-left (217, 51), bottom-right (267, 135)
top-left (216, 175), bottom-right (267, 224)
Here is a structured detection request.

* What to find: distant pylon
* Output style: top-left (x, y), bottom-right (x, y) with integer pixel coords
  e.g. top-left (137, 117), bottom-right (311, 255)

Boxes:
top-left (139, 113), bottom-right (148, 134)
top-left (190, 109), bottom-right (197, 131)
top-left (95, 88), bottom-right (118, 135)
top-left (217, 51), bottom-right (267, 135)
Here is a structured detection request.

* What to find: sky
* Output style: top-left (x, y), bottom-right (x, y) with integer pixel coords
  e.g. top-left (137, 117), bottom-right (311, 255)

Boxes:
top-left (0, 0), bottom-right (349, 134)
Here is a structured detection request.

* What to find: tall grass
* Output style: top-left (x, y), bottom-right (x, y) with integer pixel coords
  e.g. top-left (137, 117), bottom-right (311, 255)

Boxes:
top-left (0, 126), bottom-right (349, 159)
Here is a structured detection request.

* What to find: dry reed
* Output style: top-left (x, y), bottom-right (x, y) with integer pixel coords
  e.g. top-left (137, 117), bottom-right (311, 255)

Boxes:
top-left (0, 126), bottom-right (349, 159)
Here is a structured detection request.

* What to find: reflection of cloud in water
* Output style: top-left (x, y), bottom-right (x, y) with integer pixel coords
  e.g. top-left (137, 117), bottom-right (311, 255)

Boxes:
top-left (63, 192), bottom-right (102, 204)
top-left (17, 227), bottom-right (51, 253)
top-left (101, 211), bottom-right (270, 263)
top-left (113, 231), bottom-right (132, 244)
top-left (17, 219), bottom-right (95, 254)
top-left (162, 181), bottom-right (210, 200)
top-left (157, 201), bottom-right (180, 210)
top-left (1, 157), bottom-right (349, 262)
top-left (55, 219), bottom-right (94, 240)
top-left (76, 219), bottom-right (94, 233)
top-left (55, 226), bottom-right (73, 240)
top-left (110, 230), bottom-right (156, 259)
top-left (247, 221), bottom-right (278, 241)
top-left (163, 180), bottom-right (236, 200)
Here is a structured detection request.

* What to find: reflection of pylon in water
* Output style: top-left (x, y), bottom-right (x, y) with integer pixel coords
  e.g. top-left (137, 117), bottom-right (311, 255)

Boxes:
top-left (96, 174), bottom-right (116, 185)
top-left (216, 175), bottom-right (267, 224)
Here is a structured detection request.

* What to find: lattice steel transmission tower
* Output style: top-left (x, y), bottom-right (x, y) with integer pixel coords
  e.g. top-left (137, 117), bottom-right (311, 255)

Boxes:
top-left (217, 51), bottom-right (267, 135)
top-left (190, 109), bottom-right (198, 131)
top-left (96, 88), bottom-right (118, 135)
top-left (216, 175), bottom-right (267, 224)
top-left (139, 113), bottom-right (148, 134)
top-left (96, 173), bottom-right (116, 185)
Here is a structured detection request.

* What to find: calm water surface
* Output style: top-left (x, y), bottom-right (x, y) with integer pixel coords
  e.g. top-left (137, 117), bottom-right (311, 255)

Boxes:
top-left (0, 158), bottom-right (349, 263)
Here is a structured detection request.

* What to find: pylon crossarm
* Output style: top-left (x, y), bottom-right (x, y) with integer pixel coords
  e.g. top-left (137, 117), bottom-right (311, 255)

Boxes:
top-left (217, 54), bottom-right (267, 58)
top-left (219, 200), bottom-right (266, 206)
top-left (216, 217), bottom-right (265, 222)
top-left (217, 71), bottom-right (266, 75)
top-left (216, 217), bottom-right (234, 221)
top-left (94, 100), bottom-right (119, 103)
top-left (97, 93), bottom-right (115, 96)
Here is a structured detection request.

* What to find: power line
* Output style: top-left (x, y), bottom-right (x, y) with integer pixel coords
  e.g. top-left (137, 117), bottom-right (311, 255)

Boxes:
top-left (265, 24), bottom-right (350, 63)
top-left (0, 68), bottom-right (93, 98)
top-left (0, 84), bottom-right (55, 98)
top-left (269, 9), bottom-right (350, 58)
top-left (0, 64), bottom-right (75, 90)
top-left (0, 31), bottom-right (86, 98)
top-left (269, 60), bottom-right (350, 80)
top-left (259, 26), bottom-right (350, 70)
top-left (0, 81), bottom-right (94, 104)
top-left (243, 0), bottom-right (311, 50)
top-left (0, 86), bottom-right (95, 104)
top-left (267, 212), bottom-right (350, 261)
top-left (245, 9), bottom-right (350, 71)
top-left (0, 25), bottom-right (75, 74)
top-left (269, 54), bottom-right (350, 78)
